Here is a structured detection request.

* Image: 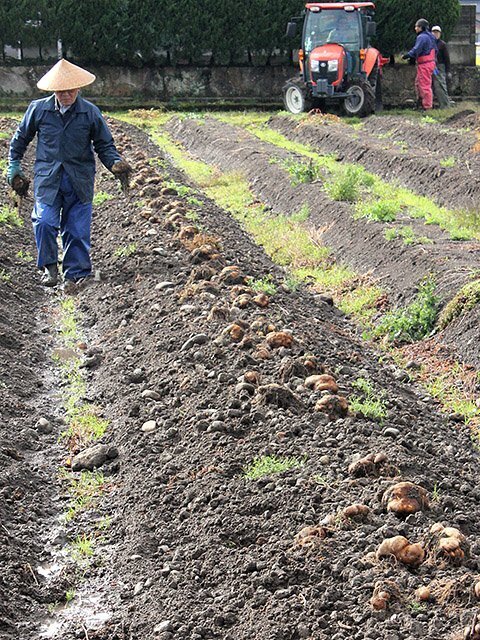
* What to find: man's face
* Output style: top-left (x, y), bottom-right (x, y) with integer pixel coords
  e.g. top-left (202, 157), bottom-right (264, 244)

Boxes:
top-left (432, 30), bottom-right (441, 39)
top-left (415, 25), bottom-right (421, 33)
top-left (55, 88), bottom-right (79, 107)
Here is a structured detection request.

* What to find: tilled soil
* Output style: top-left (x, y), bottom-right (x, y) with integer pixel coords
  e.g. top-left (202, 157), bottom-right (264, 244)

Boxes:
top-left (162, 115), bottom-right (480, 368)
top-left (1, 117), bottom-right (480, 640)
top-left (269, 113), bottom-right (480, 212)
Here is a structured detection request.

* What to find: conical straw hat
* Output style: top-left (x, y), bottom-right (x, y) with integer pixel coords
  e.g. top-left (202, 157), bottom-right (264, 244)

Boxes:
top-left (37, 59), bottom-right (96, 91)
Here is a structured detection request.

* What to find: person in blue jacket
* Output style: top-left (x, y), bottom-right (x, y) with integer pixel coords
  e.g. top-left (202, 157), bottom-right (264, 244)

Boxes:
top-left (401, 19), bottom-right (438, 110)
top-left (7, 59), bottom-right (131, 289)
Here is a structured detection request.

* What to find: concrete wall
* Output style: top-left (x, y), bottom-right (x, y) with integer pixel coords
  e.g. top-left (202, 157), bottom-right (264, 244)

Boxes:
top-left (0, 64), bottom-right (478, 108)
top-left (450, 4), bottom-right (477, 65)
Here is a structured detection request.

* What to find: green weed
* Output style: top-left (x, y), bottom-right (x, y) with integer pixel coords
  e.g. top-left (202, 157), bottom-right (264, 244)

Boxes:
top-left (65, 590), bottom-right (76, 603)
top-left (0, 204), bottom-right (23, 227)
top-left (186, 196), bottom-right (204, 207)
top-left (350, 377), bottom-right (388, 421)
top-left (384, 226), bottom-right (432, 246)
top-left (97, 515), bottom-right (112, 531)
top-left (355, 199), bottom-right (400, 222)
top-left (16, 248), bottom-right (34, 262)
top-left (293, 202), bottom-right (311, 222)
top-left (0, 158), bottom-right (8, 175)
top-left (64, 470), bottom-right (106, 522)
top-left (163, 179), bottom-right (194, 197)
top-left (0, 268), bottom-right (11, 283)
top-left (279, 157), bottom-right (322, 186)
top-left (325, 165), bottom-right (374, 202)
top-left (370, 277), bottom-right (439, 344)
top-left (438, 279), bottom-right (480, 329)
top-left (440, 157), bottom-right (456, 168)
top-left (114, 242), bottom-right (137, 258)
top-left (247, 275), bottom-right (276, 295)
top-left (431, 482), bottom-right (441, 502)
top-left (69, 533), bottom-right (94, 562)
top-left (92, 191), bottom-right (114, 206)
top-left (185, 210), bottom-right (200, 221)
top-left (244, 455), bottom-right (304, 480)
top-left (338, 285), bottom-right (383, 322)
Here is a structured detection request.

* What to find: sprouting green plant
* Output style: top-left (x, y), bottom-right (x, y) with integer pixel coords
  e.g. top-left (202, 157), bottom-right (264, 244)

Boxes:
top-left (61, 409), bottom-right (109, 448)
top-left (440, 156), bottom-right (456, 168)
top-left (325, 165), bottom-right (374, 202)
top-left (164, 179), bottom-right (192, 197)
top-left (369, 277), bottom-right (439, 344)
top-left (0, 158), bottom-right (8, 175)
top-left (47, 602), bottom-right (58, 615)
top-left (0, 268), bottom-right (11, 283)
top-left (114, 242), bottom-right (137, 258)
top-left (350, 377), bottom-right (388, 421)
top-left (64, 470), bottom-right (107, 522)
top-left (283, 275), bottom-right (302, 292)
top-left (243, 455), bottom-right (304, 480)
top-left (292, 202), bottom-right (310, 222)
top-left (97, 515), bottom-right (112, 531)
top-left (65, 589), bottom-right (76, 603)
top-left (92, 191), bottom-right (114, 206)
top-left (338, 285), bottom-right (383, 322)
top-left (16, 248), bottom-right (34, 262)
top-left (147, 157), bottom-right (167, 170)
top-left (438, 279), bottom-right (480, 329)
top-left (409, 600), bottom-right (428, 613)
top-left (0, 204), bottom-right (23, 227)
top-left (384, 226), bottom-right (432, 246)
top-left (70, 533), bottom-right (94, 562)
top-left (431, 483), bottom-right (441, 502)
top-left (186, 196), bottom-right (204, 207)
top-left (355, 199), bottom-right (400, 222)
top-left (422, 115), bottom-right (436, 124)
top-left (185, 210), bottom-right (200, 221)
top-left (247, 275), bottom-right (276, 295)
top-left (279, 158), bottom-right (322, 186)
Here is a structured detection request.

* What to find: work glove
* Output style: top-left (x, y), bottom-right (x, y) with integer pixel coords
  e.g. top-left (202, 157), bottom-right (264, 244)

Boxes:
top-left (401, 54), bottom-right (410, 60)
top-left (6, 160), bottom-right (23, 186)
top-left (111, 159), bottom-right (133, 194)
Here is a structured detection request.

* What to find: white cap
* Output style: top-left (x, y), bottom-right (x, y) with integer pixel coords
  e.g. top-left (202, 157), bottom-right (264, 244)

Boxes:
top-left (432, 25), bottom-right (442, 32)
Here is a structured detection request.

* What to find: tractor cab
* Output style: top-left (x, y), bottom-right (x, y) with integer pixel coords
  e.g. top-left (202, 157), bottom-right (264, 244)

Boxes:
top-left (284, 2), bottom-right (384, 117)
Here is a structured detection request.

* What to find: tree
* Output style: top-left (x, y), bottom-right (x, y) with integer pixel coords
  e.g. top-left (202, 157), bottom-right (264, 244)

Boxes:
top-left (374, 0), bottom-right (461, 55)
top-left (0, 1), bottom-right (24, 61)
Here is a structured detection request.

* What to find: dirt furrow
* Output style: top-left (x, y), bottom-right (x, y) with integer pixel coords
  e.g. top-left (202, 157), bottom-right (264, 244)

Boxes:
top-left (162, 116), bottom-right (480, 367)
top-left (26, 119), bottom-right (480, 640)
top-left (268, 115), bottom-right (480, 212)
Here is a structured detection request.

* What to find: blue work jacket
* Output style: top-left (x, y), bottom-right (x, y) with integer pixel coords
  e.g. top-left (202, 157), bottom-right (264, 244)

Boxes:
top-left (407, 31), bottom-right (438, 60)
top-left (9, 95), bottom-right (121, 204)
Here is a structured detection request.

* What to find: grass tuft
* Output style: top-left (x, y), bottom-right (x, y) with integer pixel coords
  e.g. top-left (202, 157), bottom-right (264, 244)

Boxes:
top-left (92, 191), bottom-right (114, 206)
top-left (350, 377), bottom-right (388, 421)
top-left (244, 455), bottom-right (304, 480)
top-left (0, 204), bottom-right (23, 227)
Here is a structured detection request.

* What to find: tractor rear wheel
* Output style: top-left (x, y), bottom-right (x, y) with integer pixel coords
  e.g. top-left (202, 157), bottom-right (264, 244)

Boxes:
top-left (343, 79), bottom-right (375, 117)
top-left (283, 80), bottom-right (312, 115)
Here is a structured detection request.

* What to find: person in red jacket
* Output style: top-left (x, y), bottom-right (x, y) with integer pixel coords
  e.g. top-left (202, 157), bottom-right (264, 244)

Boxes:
top-left (402, 19), bottom-right (438, 110)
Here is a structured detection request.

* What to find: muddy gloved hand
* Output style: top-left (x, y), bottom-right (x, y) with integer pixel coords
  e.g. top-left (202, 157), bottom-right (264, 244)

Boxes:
top-left (401, 54), bottom-right (410, 60)
top-left (11, 174), bottom-right (30, 197)
top-left (111, 160), bottom-right (133, 194)
top-left (7, 161), bottom-right (26, 189)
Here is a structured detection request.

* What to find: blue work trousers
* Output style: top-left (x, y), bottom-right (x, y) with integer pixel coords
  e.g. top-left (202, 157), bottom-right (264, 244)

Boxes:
top-left (32, 170), bottom-right (92, 281)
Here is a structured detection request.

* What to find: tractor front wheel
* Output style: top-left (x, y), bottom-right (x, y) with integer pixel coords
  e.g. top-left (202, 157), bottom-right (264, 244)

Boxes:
top-left (283, 80), bottom-right (312, 115)
top-left (343, 80), bottom-right (375, 117)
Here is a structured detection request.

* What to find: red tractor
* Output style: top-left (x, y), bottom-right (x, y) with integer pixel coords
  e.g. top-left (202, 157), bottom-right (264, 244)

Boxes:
top-left (284, 2), bottom-right (385, 117)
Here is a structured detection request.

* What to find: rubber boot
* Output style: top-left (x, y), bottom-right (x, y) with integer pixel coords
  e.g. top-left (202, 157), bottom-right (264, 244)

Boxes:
top-left (41, 263), bottom-right (59, 287)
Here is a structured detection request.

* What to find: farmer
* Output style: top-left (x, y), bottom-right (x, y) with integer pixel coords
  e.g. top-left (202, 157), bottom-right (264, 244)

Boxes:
top-left (402, 19), bottom-right (438, 111)
top-left (7, 59), bottom-right (131, 290)
top-left (431, 25), bottom-right (453, 108)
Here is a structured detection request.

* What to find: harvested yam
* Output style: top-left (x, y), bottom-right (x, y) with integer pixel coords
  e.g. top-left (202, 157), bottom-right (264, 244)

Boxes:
top-left (139, 208), bottom-right (153, 220)
top-left (244, 371), bottom-right (260, 385)
top-left (428, 523), bottom-right (469, 565)
top-left (218, 266), bottom-right (247, 285)
top-left (415, 586), bottom-right (431, 601)
top-left (370, 580), bottom-right (401, 611)
top-left (207, 306), bottom-right (230, 322)
top-left (161, 186), bottom-right (178, 196)
top-left (253, 383), bottom-right (302, 409)
top-left (163, 213), bottom-right (184, 231)
top-left (177, 225), bottom-right (199, 241)
top-left (254, 346), bottom-right (271, 360)
top-left (278, 355), bottom-right (323, 383)
top-left (376, 535), bottom-right (425, 568)
top-left (189, 244), bottom-right (221, 264)
top-left (342, 503), bottom-right (370, 519)
top-left (251, 317), bottom-right (276, 335)
top-left (304, 373), bottom-right (338, 394)
top-left (253, 293), bottom-right (269, 308)
top-left (139, 185), bottom-right (160, 198)
top-left (148, 196), bottom-right (169, 210)
top-left (266, 331), bottom-right (293, 349)
top-left (227, 324), bottom-right (245, 343)
top-left (184, 233), bottom-right (221, 252)
top-left (294, 525), bottom-right (327, 548)
top-left (382, 482), bottom-right (429, 516)
top-left (314, 394), bottom-right (348, 419)
top-left (230, 285), bottom-right (253, 299)
top-left (348, 452), bottom-right (388, 477)
top-left (234, 294), bottom-right (252, 309)
top-left (187, 265), bottom-right (217, 283)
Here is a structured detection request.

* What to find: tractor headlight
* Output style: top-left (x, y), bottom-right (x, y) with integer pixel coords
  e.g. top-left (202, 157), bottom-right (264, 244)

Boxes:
top-left (310, 59), bottom-right (319, 72)
top-left (328, 59), bottom-right (339, 72)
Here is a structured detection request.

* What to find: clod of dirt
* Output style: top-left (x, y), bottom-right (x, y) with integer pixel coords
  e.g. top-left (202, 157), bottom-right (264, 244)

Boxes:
top-left (187, 264), bottom-right (217, 283)
top-left (243, 371), bottom-right (260, 385)
top-left (148, 196), bottom-right (169, 210)
top-left (348, 452), bottom-right (388, 477)
top-left (253, 293), bottom-right (269, 308)
top-left (304, 373), bottom-right (338, 394)
top-left (314, 394), bottom-right (348, 419)
top-left (71, 443), bottom-right (118, 471)
top-left (294, 525), bottom-right (328, 548)
top-left (161, 186), bottom-right (178, 196)
top-left (376, 535), bottom-right (425, 567)
top-left (164, 213), bottom-right (184, 230)
top-left (382, 481), bottom-right (430, 517)
top-left (429, 523), bottom-right (469, 565)
top-left (370, 579), bottom-right (401, 611)
top-left (254, 345), bottom-right (271, 360)
top-left (218, 265), bottom-right (247, 285)
top-left (265, 331), bottom-right (293, 349)
top-left (234, 293), bottom-right (252, 309)
top-left (253, 383), bottom-right (302, 409)
top-left (177, 225), bottom-right (199, 241)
